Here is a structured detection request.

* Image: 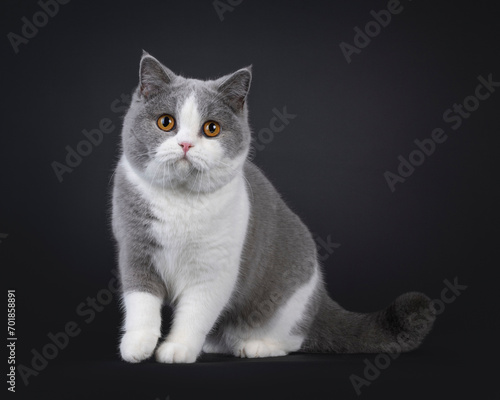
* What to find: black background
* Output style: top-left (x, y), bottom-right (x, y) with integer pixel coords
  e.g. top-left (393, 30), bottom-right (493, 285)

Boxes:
top-left (2, 0), bottom-right (499, 399)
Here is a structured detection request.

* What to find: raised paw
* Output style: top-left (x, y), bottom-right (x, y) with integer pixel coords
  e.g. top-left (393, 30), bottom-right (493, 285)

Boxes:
top-left (155, 341), bottom-right (198, 363)
top-left (120, 330), bottom-right (159, 363)
top-left (236, 339), bottom-right (287, 358)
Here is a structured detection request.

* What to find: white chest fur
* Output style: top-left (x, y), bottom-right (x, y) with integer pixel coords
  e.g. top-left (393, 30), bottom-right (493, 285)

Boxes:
top-left (121, 156), bottom-right (250, 302)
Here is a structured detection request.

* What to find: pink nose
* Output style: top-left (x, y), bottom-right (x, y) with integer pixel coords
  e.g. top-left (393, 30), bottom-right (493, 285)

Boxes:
top-left (179, 142), bottom-right (193, 154)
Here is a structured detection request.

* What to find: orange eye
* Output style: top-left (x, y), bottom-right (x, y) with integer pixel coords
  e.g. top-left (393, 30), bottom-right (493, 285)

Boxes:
top-left (203, 121), bottom-right (220, 137)
top-left (157, 114), bottom-right (175, 131)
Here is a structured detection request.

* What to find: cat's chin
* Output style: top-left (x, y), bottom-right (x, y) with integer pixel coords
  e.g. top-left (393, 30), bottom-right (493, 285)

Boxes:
top-left (171, 157), bottom-right (198, 177)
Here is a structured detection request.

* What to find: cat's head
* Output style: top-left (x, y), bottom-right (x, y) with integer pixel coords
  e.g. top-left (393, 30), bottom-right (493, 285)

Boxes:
top-left (122, 51), bottom-right (252, 193)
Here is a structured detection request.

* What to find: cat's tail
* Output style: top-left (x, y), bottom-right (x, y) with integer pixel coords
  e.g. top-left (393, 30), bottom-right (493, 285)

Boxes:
top-left (301, 288), bottom-right (436, 353)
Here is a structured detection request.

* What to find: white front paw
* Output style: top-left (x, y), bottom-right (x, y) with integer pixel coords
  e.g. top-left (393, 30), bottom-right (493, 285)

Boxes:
top-left (155, 341), bottom-right (198, 363)
top-left (120, 330), bottom-right (159, 363)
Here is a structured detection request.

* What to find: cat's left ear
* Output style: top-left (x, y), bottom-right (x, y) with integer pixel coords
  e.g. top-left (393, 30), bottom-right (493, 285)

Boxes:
top-left (216, 66), bottom-right (252, 112)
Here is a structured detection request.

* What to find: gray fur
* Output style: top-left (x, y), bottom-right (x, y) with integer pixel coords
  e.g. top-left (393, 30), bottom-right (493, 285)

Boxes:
top-left (112, 53), bottom-right (435, 357)
top-left (112, 164), bottom-right (166, 298)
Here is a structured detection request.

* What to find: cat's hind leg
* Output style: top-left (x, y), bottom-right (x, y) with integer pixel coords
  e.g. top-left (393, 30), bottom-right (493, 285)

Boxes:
top-left (229, 267), bottom-right (320, 359)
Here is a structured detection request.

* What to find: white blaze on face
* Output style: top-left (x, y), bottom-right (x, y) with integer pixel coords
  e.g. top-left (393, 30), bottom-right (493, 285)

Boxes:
top-left (176, 93), bottom-right (201, 146)
top-left (154, 90), bottom-right (225, 176)
top-left (175, 92), bottom-right (225, 169)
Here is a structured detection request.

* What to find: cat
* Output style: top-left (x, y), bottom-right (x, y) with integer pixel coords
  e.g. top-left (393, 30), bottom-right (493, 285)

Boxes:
top-left (111, 51), bottom-right (435, 363)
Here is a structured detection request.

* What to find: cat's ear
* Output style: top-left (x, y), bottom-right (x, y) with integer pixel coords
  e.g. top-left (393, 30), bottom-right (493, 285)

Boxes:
top-left (139, 51), bottom-right (176, 98)
top-left (216, 66), bottom-right (252, 112)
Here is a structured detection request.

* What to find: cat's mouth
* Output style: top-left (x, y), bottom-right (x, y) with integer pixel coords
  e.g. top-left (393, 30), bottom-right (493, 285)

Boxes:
top-left (154, 152), bottom-right (209, 180)
top-left (158, 153), bottom-right (194, 167)
top-left (165, 154), bottom-right (208, 179)
top-left (177, 153), bottom-right (208, 171)
top-left (176, 154), bottom-right (196, 168)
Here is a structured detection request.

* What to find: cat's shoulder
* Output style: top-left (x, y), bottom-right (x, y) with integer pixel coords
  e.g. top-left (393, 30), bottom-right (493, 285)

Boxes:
top-left (243, 161), bottom-right (274, 189)
top-left (243, 160), bottom-right (282, 202)
top-left (113, 157), bottom-right (140, 195)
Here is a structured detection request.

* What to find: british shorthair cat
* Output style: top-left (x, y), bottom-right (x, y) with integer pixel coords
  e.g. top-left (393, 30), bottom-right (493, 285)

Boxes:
top-left (111, 52), bottom-right (435, 363)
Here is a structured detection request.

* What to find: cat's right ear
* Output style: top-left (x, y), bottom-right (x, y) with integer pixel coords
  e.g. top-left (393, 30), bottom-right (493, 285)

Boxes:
top-left (216, 67), bottom-right (252, 112)
top-left (139, 51), bottom-right (176, 99)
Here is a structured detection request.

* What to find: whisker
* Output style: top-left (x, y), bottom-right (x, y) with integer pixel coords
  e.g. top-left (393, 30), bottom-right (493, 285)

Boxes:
top-left (187, 169), bottom-right (200, 198)
top-left (108, 164), bottom-right (118, 186)
top-left (148, 161), bottom-right (163, 192)
top-left (167, 162), bottom-right (175, 192)
top-left (195, 169), bottom-right (205, 210)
